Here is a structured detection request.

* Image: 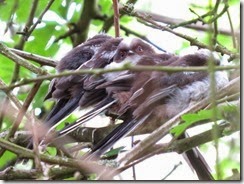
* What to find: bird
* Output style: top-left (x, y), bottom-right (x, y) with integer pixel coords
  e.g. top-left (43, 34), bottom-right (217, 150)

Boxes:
top-left (44, 36), bottom-right (228, 180)
top-left (67, 47), bottom-right (228, 180)
top-left (57, 37), bottom-right (159, 136)
top-left (26, 34), bottom-right (124, 150)
top-left (43, 34), bottom-right (123, 129)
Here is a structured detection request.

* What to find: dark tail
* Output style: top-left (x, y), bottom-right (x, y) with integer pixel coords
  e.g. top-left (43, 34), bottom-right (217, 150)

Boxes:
top-left (58, 98), bottom-right (117, 137)
top-left (86, 115), bottom-right (150, 160)
top-left (45, 95), bottom-right (82, 128)
top-left (27, 95), bottom-right (82, 150)
top-left (180, 133), bottom-right (214, 180)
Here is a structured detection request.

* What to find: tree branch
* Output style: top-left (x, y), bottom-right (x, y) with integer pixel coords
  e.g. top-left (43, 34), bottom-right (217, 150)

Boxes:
top-left (73, 0), bottom-right (101, 46)
top-left (101, 0), bottom-right (138, 33)
top-left (9, 48), bottom-right (57, 67)
top-left (0, 43), bottom-right (47, 75)
top-left (0, 64), bottom-right (239, 91)
top-left (5, 82), bottom-right (42, 139)
top-left (121, 5), bottom-right (239, 60)
top-left (0, 138), bottom-right (117, 180)
top-left (112, 0), bottom-right (120, 37)
top-left (27, 0), bottom-right (55, 39)
top-left (136, 10), bottom-right (235, 36)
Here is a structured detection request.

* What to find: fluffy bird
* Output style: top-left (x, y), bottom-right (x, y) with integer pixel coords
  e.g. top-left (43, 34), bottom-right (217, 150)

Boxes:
top-left (73, 45), bottom-right (227, 180)
top-left (27, 34), bottom-right (123, 150)
top-left (44, 36), bottom-right (228, 180)
top-left (58, 37), bottom-right (158, 136)
top-left (43, 34), bottom-right (122, 128)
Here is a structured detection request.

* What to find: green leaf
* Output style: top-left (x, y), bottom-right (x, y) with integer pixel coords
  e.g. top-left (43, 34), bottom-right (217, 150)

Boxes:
top-left (15, 0), bottom-right (32, 23)
top-left (45, 147), bottom-right (57, 156)
top-left (98, 0), bottom-right (113, 16)
top-left (0, 55), bottom-right (15, 84)
top-left (24, 22), bottom-right (60, 57)
top-left (102, 146), bottom-right (126, 158)
top-left (88, 173), bottom-right (97, 180)
top-left (120, 15), bottom-right (133, 23)
top-left (170, 109), bottom-right (221, 137)
top-left (0, 150), bottom-right (17, 169)
top-left (0, 1), bottom-right (16, 21)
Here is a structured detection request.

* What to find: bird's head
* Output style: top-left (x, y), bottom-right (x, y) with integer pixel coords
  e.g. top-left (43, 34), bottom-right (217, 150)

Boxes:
top-left (83, 37), bottom-right (123, 68)
top-left (113, 38), bottom-right (156, 64)
top-left (130, 38), bottom-right (155, 55)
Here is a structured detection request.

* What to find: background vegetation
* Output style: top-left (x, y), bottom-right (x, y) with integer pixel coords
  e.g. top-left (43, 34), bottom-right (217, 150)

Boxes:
top-left (0, 0), bottom-right (240, 180)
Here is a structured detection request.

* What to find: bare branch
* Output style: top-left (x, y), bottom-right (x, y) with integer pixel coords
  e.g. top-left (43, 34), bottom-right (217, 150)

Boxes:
top-left (27, 0), bottom-right (55, 38)
top-left (0, 43), bottom-right (47, 75)
top-left (101, 0), bottom-right (138, 32)
top-left (6, 81), bottom-right (43, 140)
top-left (10, 48), bottom-right (57, 67)
top-left (0, 64), bottom-right (239, 91)
top-left (112, 0), bottom-right (120, 37)
top-left (121, 5), bottom-right (239, 60)
top-left (136, 10), bottom-right (234, 36)
top-left (0, 138), bottom-right (117, 179)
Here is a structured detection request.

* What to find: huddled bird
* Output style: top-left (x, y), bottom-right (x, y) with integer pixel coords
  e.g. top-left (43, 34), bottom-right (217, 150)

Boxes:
top-left (35, 34), bottom-right (229, 180)
top-left (86, 52), bottom-right (228, 155)
top-left (43, 34), bottom-right (122, 128)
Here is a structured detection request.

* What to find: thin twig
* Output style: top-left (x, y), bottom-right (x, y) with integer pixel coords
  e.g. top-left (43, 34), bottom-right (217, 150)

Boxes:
top-left (10, 48), bottom-right (57, 67)
top-left (0, 79), bottom-right (23, 110)
top-left (15, 0), bottom-right (39, 48)
top-left (27, 0), bottom-right (55, 40)
top-left (31, 113), bottom-right (43, 173)
top-left (161, 161), bottom-right (182, 180)
top-left (101, 0), bottom-right (138, 33)
top-left (226, 8), bottom-right (237, 48)
top-left (112, 0), bottom-right (120, 37)
top-left (6, 81), bottom-right (43, 140)
top-left (121, 5), bottom-right (239, 60)
top-left (0, 43), bottom-right (47, 75)
top-left (0, 64), bottom-right (239, 91)
top-left (141, 10), bottom-right (233, 36)
top-left (0, 98), bottom-right (9, 130)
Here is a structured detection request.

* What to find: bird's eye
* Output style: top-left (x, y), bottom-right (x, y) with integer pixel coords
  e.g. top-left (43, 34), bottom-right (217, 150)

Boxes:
top-left (119, 50), bottom-right (127, 59)
top-left (136, 45), bottom-right (143, 53)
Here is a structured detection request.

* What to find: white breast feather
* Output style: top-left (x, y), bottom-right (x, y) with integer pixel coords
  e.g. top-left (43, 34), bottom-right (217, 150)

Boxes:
top-left (166, 71), bottom-right (229, 118)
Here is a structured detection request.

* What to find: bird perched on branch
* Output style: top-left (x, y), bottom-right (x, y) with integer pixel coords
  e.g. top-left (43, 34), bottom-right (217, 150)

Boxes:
top-left (43, 34), bottom-right (122, 128)
top-left (57, 37), bottom-right (159, 135)
top-left (39, 35), bottom-right (229, 180)
top-left (57, 38), bottom-right (228, 180)
top-left (27, 34), bottom-right (123, 149)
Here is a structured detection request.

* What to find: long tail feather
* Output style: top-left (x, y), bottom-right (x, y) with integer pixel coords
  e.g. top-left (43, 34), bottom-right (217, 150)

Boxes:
top-left (44, 99), bottom-right (69, 122)
top-left (180, 133), bottom-right (213, 180)
top-left (45, 95), bottom-right (82, 128)
top-left (86, 114), bottom-right (150, 159)
top-left (58, 99), bottom-right (117, 136)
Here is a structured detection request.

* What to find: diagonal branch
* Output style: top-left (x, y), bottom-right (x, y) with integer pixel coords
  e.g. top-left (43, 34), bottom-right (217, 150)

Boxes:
top-left (121, 5), bottom-right (239, 60)
top-left (10, 48), bottom-right (57, 67)
top-left (0, 43), bottom-right (47, 75)
top-left (0, 138), bottom-right (117, 179)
